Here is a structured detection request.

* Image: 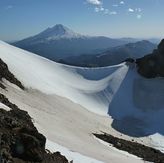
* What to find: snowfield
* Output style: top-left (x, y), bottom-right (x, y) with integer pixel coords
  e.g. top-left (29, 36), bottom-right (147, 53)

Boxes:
top-left (0, 40), bottom-right (129, 116)
top-left (0, 40), bottom-right (164, 162)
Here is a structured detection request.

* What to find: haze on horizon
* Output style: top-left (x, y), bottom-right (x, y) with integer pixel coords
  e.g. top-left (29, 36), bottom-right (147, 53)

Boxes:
top-left (0, 0), bottom-right (163, 41)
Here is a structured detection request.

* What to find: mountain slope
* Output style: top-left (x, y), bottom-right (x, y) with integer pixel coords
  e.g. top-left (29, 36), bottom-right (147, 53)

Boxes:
top-left (1, 40), bottom-right (128, 115)
top-left (0, 41), bottom-right (145, 163)
top-left (59, 40), bottom-right (157, 67)
top-left (1, 41), bottom-right (164, 162)
top-left (17, 24), bottom-right (83, 42)
top-left (13, 24), bottom-right (129, 60)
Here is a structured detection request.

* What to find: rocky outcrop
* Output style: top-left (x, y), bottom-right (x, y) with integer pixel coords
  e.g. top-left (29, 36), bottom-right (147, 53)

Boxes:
top-left (94, 132), bottom-right (164, 163)
top-left (0, 58), bottom-right (24, 89)
top-left (136, 39), bottom-right (164, 78)
top-left (0, 93), bottom-right (19, 110)
top-left (0, 94), bottom-right (69, 163)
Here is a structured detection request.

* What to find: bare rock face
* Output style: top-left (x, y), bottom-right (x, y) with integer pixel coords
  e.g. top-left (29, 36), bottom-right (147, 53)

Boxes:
top-left (0, 58), bottom-right (24, 89)
top-left (136, 39), bottom-right (164, 78)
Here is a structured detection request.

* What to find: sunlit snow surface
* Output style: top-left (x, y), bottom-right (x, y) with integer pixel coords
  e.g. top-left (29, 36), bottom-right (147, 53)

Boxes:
top-left (1, 41), bottom-right (164, 157)
top-left (46, 140), bottom-right (103, 163)
top-left (0, 40), bottom-right (129, 115)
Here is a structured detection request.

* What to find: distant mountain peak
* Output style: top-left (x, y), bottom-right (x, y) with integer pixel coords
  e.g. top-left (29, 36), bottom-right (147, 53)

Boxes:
top-left (53, 24), bottom-right (66, 28)
top-left (36, 24), bottom-right (83, 40)
top-left (44, 24), bottom-right (72, 35)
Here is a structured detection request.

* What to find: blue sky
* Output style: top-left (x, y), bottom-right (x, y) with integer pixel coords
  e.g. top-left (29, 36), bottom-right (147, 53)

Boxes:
top-left (0, 0), bottom-right (163, 41)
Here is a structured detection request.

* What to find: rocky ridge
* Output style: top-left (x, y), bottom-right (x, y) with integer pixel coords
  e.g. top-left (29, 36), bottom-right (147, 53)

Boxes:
top-left (94, 132), bottom-right (164, 163)
top-left (136, 39), bottom-right (164, 78)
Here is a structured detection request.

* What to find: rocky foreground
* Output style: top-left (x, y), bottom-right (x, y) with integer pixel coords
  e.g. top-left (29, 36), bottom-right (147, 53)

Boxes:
top-left (0, 93), bottom-right (69, 163)
top-left (0, 59), bottom-right (69, 163)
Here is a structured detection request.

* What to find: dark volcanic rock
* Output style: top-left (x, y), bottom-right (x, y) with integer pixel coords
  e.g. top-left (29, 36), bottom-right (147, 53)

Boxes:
top-left (158, 39), bottom-right (164, 54)
top-left (0, 93), bottom-right (19, 110)
top-left (0, 58), bottom-right (24, 89)
top-left (0, 82), bottom-right (6, 89)
top-left (94, 132), bottom-right (164, 163)
top-left (0, 94), bottom-right (69, 163)
top-left (136, 39), bottom-right (164, 78)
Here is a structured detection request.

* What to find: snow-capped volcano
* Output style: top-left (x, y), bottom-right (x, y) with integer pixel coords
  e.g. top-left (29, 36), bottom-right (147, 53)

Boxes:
top-left (13, 24), bottom-right (128, 61)
top-left (34, 24), bottom-right (84, 40)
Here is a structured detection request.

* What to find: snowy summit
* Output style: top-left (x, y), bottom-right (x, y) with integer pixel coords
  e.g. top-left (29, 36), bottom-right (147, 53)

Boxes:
top-left (35, 24), bottom-right (84, 40)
